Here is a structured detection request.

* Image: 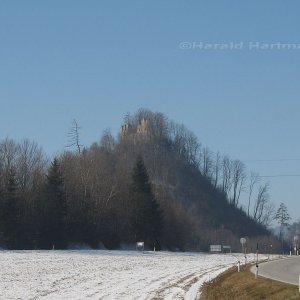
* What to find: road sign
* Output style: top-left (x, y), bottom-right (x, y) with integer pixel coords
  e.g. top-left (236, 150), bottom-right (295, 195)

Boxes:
top-left (210, 245), bottom-right (222, 252)
top-left (240, 238), bottom-right (246, 245)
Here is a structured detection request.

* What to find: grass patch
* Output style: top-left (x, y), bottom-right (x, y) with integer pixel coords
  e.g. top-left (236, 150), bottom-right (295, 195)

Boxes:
top-left (201, 264), bottom-right (300, 300)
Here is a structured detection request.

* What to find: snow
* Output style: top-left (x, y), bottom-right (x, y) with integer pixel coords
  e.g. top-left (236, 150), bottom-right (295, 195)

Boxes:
top-left (0, 250), bottom-right (271, 299)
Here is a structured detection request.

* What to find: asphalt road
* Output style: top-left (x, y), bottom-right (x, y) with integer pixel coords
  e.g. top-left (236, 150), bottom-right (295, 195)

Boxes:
top-left (251, 256), bottom-right (300, 286)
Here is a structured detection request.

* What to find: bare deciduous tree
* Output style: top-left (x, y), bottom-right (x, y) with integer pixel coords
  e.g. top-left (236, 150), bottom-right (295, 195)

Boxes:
top-left (230, 160), bottom-right (246, 207)
top-left (17, 139), bottom-right (46, 191)
top-left (212, 151), bottom-right (221, 188)
top-left (185, 131), bottom-right (200, 167)
top-left (67, 119), bottom-right (83, 154)
top-left (247, 172), bottom-right (260, 217)
top-left (260, 202), bottom-right (275, 228)
top-left (221, 155), bottom-right (232, 199)
top-left (201, 147), bottom-right (213, 178)
top-left (100, 129), bottom-right (116, 153)
top-left (253, 183), bottom-right (270, 223)
top-left (0, 138), bottom-right (18, 172)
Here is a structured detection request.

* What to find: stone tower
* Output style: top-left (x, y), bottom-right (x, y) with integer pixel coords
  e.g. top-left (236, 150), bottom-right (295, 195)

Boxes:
top-left (137, 118), bottom-right (149, 135)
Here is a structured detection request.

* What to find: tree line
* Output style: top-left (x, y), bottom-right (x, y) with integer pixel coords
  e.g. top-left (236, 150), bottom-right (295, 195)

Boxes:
top-left (0, 140), bottom-right (162, 250)
top-left (0, 109), bottom-right (284, 251)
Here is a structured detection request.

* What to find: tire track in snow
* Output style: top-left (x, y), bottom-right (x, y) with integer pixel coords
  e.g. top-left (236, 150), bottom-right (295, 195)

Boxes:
top-left (149, 264), bottom-right (229, 300)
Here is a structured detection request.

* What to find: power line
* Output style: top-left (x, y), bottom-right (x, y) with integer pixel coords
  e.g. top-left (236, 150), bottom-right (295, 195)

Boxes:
top-left (245, 158), bottom-right (300, 162)
top-left (258, 174), bottom-right (300, 178)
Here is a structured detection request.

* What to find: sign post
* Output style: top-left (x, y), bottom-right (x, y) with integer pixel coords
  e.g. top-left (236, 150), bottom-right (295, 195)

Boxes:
top-left (240, 237), bottom-right (247, 265)
top-left (136, 241), bottom-right (144, 252)
top-left (240, 238), bottom-right (246, 253)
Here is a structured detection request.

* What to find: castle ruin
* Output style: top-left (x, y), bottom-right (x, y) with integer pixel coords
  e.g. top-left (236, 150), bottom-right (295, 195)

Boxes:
top-left (120, 118), bottom-right (149, 138)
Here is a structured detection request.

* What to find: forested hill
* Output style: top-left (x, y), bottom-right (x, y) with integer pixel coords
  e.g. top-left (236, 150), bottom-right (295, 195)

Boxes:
top-left (0, 109), bottom-right (280, 251)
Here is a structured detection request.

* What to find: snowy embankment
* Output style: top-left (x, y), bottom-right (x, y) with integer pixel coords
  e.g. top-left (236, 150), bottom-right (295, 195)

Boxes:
top-left (0, 250), bottom-right (271, 299)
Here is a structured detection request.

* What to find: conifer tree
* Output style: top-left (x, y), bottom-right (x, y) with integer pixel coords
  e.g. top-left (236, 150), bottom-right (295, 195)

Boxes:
top-left (131, 156), bottom-right (163, 249)
top-left (2, 168), bottom-right (22, 249)
top-left (39, 158), bottom-right (67, 249)
top-left (275, 202), bottom-right (291, 251)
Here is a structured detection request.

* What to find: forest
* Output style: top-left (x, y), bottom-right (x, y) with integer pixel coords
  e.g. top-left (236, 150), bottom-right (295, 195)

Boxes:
top-left (0, 109), bottom-right (283, 251)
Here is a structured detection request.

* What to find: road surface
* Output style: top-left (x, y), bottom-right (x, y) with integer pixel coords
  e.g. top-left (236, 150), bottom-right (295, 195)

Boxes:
top-left (251, 256), bottom-right (300, 285)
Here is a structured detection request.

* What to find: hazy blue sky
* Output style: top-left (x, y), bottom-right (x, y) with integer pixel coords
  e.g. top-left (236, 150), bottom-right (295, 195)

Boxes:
top-left (1, 1), bottom-right (300, 221)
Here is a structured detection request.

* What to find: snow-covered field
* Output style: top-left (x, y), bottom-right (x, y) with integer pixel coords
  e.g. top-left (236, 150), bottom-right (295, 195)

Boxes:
top-left (0, 250), bottom-right (271, 300)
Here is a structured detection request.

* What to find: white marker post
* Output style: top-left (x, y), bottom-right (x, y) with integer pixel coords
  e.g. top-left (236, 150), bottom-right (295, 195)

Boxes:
top-left (238, 261), bottom-right (240, 272)
top-left (255, 242), bottom-right (259, 279)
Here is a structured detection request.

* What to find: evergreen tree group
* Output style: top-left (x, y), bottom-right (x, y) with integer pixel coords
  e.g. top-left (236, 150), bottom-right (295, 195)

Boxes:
top-left (1, 169), bottom-right (22, 249)
top-left (38, 158), bottom-right (67, 249)
top-left (131, 157), bottom-right (163, 249)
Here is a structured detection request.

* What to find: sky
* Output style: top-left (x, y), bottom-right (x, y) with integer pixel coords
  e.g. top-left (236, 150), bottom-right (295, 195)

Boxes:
top-left (0, 1), bottom-right (300, 222)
